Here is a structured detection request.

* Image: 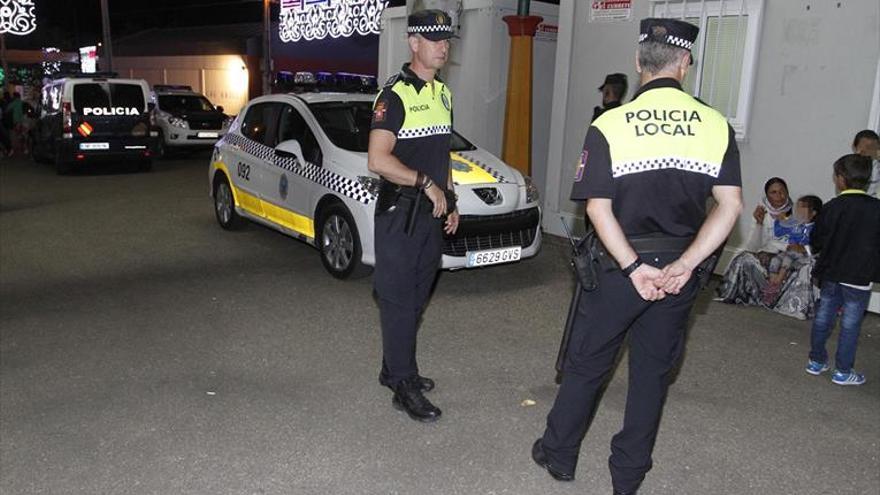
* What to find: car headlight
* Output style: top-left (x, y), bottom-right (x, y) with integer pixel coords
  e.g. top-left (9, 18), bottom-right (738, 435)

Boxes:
top-left (524, 176), bottom-right (540, 203)
top-left (168, 116), bottom-right (188, 129)
top-left (358, 176), bottom-right (382, 197)
top-left (222, 116), bottom-right (233, 129)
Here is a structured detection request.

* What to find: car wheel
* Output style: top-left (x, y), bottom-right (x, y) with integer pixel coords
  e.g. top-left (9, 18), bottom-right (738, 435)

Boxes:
top-left (317, 203), bottom-right (370, 279)
top-left (139, 158), bottom-right (153, 172)
top-left (213, 174), bottom-right (245, 230)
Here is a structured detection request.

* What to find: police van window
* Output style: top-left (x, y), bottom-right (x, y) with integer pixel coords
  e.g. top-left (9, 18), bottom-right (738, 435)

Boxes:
top-left (277, 104), bottom-right (322, 166)
top-left (72, 83), bottom-right (110, 111)
top-left (110, 84), bottom-right (146, 110)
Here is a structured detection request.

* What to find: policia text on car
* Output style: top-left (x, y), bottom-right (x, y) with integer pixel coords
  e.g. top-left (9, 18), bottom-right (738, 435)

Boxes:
top-left (366, 10), bottom-right (460, 423)
top-left (531, 18), bottom-right (744, 495)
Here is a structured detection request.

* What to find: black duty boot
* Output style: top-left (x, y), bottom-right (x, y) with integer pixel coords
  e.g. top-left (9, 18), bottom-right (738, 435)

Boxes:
top-left (392, 377), bottom-right (441, 423)
top-left (531, 439), bottom-right (574, 482)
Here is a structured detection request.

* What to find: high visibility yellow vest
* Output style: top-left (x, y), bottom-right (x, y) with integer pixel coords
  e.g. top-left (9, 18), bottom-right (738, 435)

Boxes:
top-left (593, 87), bottom-right (729, 179)
top-left (385, 77), bottom-right (453, 140)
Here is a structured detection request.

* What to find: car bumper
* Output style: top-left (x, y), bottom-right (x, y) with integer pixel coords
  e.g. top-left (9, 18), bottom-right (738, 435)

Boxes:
top-left (440, 206), bottom-right (542, 269)
top-left (165, 129), bottom-right (227, 147)
top-left (59, 138), bottom-right (157, 162)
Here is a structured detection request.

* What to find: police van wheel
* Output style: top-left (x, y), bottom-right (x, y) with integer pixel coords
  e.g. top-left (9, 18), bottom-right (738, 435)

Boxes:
top-left (213, 175), bottom-right (244, 230)
top-left (317, 203), bottom-right (369, 280)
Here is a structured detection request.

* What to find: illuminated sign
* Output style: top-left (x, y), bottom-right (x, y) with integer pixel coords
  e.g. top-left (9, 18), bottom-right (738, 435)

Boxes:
top-left (80, 46), bottom-right (98, 73)
top-left (279, 0), bottom-right (389, 43)
top-left (0, 0), bottom-right (36, 36)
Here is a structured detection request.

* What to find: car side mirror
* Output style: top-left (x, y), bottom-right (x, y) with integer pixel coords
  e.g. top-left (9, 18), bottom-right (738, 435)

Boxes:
top-left (216, 105), bottom-right (224, 114)
top-left (147, 102), bottom-right (156, 112)
top-left (275, 139), bottom-right (303, 161)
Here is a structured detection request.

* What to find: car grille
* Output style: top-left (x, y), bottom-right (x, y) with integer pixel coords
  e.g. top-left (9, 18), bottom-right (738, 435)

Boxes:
top-left (443, 207), bottom-right (540, 257)
top-left (186, 118), bottom-right (223, 130)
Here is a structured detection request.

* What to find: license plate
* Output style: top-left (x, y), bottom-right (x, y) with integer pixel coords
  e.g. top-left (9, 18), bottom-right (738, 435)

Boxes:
top-left (466, 246), bottom-right (522, 268)
top-left (197, 132), bottom-right (219, 138)
top-left (79, 142), bottom-right (109, 150)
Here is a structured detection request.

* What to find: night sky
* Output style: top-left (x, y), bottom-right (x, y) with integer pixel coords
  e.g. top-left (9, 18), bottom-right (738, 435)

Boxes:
top-left (7, 0), bottom-right (557, 51)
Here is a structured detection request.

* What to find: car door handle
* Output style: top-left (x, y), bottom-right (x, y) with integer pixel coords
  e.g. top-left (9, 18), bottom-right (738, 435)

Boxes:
top-left (275, 149), bottom-right (295, 158)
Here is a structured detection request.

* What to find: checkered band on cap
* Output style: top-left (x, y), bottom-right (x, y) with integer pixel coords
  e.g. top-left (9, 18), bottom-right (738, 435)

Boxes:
top-left (407, 24), bottom-right (454, 34)
top-left (397, 125), bottom-right (452, 139)
top-left (639, 33), bottom-right (694, 51)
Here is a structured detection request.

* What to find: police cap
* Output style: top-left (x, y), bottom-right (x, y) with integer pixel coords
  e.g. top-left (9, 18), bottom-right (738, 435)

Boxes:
top-left (639, 18), bottom-right (699, 52)
top-left (407, 9), bottom-right (456, 41)
top-left (598, 73), bottom-right (628, 91)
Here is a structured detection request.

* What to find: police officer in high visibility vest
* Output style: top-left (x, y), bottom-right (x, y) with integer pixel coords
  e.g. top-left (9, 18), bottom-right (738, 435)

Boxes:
top-left (367, 9), bottom-right (459, 423)
top-left (531, 18), bottom-right (743, 494)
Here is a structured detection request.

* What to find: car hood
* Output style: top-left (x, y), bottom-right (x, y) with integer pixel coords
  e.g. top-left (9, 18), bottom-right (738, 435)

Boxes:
top-left (450, 147), bottom-right (522, 187)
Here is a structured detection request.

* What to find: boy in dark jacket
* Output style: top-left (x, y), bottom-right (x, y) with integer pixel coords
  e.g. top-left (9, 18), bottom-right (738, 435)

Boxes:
top-left (805, 154), bottom-right (880, 385)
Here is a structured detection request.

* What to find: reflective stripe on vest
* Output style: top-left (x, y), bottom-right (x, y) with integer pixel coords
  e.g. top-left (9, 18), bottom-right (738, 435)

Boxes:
top-left (389, 79), bottom-right (453, 140)
top-left (592, 88), bottom-right (729, 178)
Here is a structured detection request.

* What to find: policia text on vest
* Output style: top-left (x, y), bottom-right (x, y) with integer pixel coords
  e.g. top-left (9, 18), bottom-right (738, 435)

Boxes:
top-left (626, 108), bottom-right (701, 137)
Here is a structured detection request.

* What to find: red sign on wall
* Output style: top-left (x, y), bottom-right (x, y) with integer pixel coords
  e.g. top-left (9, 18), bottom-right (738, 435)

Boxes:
top-left (590, 0), bottom-right (632, 23)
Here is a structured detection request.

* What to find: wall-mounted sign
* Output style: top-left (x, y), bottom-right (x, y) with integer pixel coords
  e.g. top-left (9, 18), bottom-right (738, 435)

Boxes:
top-left (0, 0), bottom-right (36, 36)
top-left (80, 46), bottom-right (98, 73)
top-left (589, 0), bottom-right (631, 23)
top-left (279, 0), bottom-right (389, 43)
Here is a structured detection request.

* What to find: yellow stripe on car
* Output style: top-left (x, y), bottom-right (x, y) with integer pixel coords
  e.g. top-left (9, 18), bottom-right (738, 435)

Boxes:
top-left (450, 153), bottom-right (498, 185)
top-left (212, 162), bottom-right (315, 239)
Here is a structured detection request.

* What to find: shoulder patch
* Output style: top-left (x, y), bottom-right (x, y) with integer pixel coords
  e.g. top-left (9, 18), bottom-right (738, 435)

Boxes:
top-left (383, 74), bottom-right (399, 88)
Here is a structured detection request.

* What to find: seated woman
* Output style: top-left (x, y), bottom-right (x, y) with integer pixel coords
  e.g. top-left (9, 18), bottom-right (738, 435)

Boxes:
top-left (717, 179), bottom-right (821, 319)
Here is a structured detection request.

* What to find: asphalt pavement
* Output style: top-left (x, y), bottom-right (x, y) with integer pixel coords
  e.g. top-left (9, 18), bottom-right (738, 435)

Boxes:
top-left (1, 154), bottom-right (878, 495)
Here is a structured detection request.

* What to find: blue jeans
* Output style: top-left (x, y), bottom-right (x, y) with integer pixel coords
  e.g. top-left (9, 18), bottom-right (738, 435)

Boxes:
top-left (809, 281), bottom-right (872, 373)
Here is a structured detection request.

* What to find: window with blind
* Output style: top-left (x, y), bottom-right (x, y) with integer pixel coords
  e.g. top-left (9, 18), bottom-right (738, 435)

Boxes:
top-left (651, 0), bottom-right (765, 139)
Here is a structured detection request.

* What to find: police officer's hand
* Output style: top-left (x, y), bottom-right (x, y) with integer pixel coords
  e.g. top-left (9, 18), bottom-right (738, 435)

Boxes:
top-left (629, 264), bottom-right (666, 301)
top-left (444, 210), bottom-right (459, 235)
top-left (425, 184), bottom-right (447, 218)
top-left (752, 205), bottom-right (766, 225)
top-left (657, 259), bottom-right (693, 295)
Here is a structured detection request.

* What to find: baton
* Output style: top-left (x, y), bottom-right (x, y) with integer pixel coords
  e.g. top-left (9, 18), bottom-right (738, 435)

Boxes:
top-left (555, 218), bottom-right (582, 384)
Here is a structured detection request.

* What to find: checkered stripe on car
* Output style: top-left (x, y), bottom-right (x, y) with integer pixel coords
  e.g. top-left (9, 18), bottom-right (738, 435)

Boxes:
top-left (452, 151), bottom-right (508, 184)
top-left (226, 133), bottom-right (376, 205)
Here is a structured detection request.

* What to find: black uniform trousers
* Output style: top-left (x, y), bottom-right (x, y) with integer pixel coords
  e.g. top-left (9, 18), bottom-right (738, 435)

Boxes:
top-left (374, 203), bottom-right (443, 387)
top-left (542, 251), bottom-right (699, 494)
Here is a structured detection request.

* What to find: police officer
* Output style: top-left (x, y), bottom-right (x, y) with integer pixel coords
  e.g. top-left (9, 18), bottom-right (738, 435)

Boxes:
top-left (592, 73), bottom-right (628, 122)
top-left (531, 18), bottom-right (743, 494)
top-left (367, 9), bottom-right (459, 423)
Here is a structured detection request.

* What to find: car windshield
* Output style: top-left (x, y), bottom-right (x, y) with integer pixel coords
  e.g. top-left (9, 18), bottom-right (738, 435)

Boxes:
top-left (308, 101), bottom-right (477, 153)
top-left (159, 95), bottom-right (215, 113)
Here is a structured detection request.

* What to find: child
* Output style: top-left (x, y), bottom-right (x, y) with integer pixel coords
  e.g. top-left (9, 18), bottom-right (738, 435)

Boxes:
top-left (761, 195), bottom-right (822, 306)
top-left (805, 154), bottom-right (880, 385)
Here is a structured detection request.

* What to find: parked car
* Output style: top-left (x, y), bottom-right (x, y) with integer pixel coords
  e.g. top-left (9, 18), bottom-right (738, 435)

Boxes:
top-left (209, 86), bottom-right (542, 279)
top-left (31, 73), bottom-right (156, 173)
top-left (151, 85), bottom-right (231, 157)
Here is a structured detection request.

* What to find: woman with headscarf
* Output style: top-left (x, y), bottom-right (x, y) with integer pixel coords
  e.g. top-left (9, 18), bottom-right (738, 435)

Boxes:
top-left (717, 178), bottom-right (820, 319)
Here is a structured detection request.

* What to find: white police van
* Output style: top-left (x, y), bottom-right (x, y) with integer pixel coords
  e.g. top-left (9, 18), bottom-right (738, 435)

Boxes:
top-left (151, 85), bottom-right (231, 157)
top-left (209, 73), bottom-right (542, 279)
top-left (31, 73), bottom-right (157, 174)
